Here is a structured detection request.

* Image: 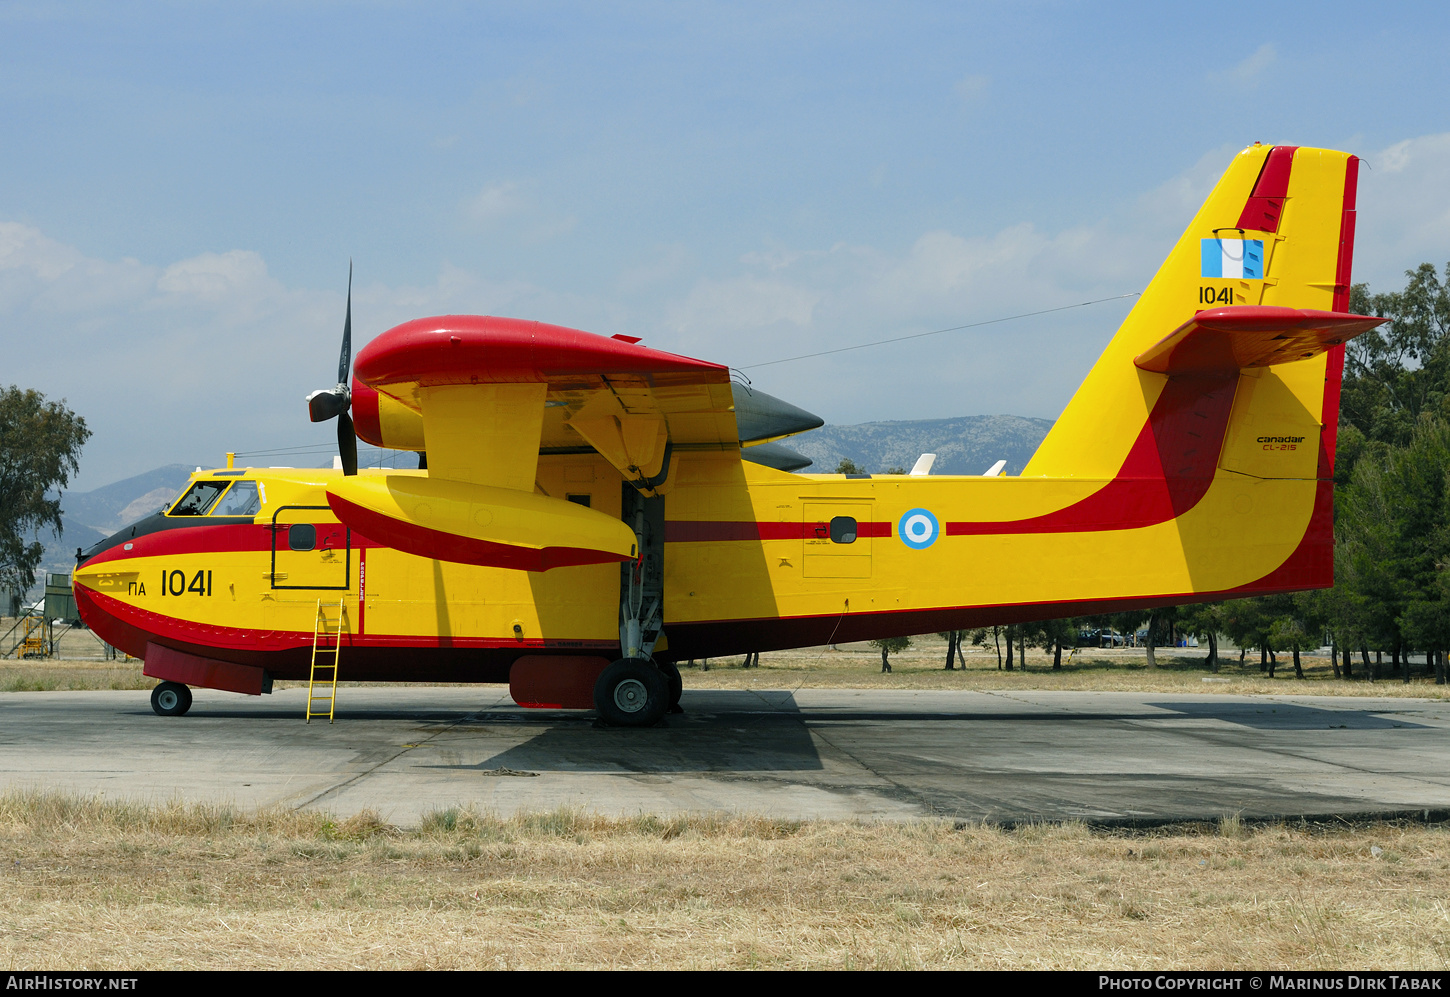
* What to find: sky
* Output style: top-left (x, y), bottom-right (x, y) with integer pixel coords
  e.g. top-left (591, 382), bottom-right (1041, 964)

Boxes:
top-left (4, 1), bottom-right (1450, 490)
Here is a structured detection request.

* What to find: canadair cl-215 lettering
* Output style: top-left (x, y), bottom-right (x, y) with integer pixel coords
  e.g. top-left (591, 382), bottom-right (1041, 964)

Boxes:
top-left (74, 144), bottom-right (1383, 726)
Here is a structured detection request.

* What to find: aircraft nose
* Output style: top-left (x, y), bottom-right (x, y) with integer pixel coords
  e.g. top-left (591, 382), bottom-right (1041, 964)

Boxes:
top-left (71, 574), bottom-right (150, 660)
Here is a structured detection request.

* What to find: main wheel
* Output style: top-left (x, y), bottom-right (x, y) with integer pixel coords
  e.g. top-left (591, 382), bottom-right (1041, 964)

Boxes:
top-left (150, 681), bottom-right (192, 717)
top-left (659, 661), bottom-right (683, 712)
top-left (593, 658), bottom-right (668, 727)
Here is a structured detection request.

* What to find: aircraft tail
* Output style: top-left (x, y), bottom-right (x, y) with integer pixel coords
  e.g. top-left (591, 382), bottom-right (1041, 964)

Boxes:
top-left (1025, 144), bottom-right (1360, 481)
top-left (1020, 144), bottom-right (1369, 594)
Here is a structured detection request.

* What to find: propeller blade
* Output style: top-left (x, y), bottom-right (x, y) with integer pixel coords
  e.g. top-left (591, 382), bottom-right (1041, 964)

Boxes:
top-left (338, 410), bottom-right (358, 476)
top-left (338, 261), bottom-right (352, 386)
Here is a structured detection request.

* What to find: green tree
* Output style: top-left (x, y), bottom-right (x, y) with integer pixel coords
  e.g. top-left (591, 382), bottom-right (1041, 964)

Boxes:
top-left (1177, 602), bottom-right (1225, 671)
top-left (1035, 617), bottom-right (1079, 669)
top-left (834, 458), bottom-right (860, 474)
top-left (1338, 418), bottom-right (1450, 683)
top-left (1220, 598), bottom-right (1278, 674)
top-left (0, 387), bottom-right (91, 611)
top-left (871, 635), bottom-right (911, 672)
top-left (1340, 266), bottom-right (1450, 458)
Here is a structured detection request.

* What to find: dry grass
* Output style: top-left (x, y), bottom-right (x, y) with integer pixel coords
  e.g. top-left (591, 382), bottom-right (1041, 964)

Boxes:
top-left (0, 658), bottom-right (150, 692)
top-left (0, 790), bottom-right (1447, 970)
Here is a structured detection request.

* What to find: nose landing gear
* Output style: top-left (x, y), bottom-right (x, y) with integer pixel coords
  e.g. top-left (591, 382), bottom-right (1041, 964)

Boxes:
top-left (150, 681), bottom-right (193, 717)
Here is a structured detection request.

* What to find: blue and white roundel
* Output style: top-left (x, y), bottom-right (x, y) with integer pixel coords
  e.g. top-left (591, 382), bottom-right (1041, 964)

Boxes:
top-left (898, 508), bottom-right (939, 550)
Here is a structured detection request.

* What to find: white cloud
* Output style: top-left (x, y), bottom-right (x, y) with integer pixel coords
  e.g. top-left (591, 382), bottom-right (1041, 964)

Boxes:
top-left (666, 275), bottom-right (820, 355)
top-left (465, 181), bottom-right (527, 223)
top-left (156, 250), bottom-right (272, 302)
top-left (1353, 132), bottom-right (1450, 288)
top-left (0, 221), bottom-right (156, 316)
top-left (1213, 44), bottom-right (1276, 88)
top-left (462, 180), bottom-right (576, 244)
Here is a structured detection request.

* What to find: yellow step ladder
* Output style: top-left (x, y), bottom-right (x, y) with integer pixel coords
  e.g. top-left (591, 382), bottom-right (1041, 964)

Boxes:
top-left (306, 598), bottom-right (346, 723)
top-left (17, 616), bottom-right (47, 659)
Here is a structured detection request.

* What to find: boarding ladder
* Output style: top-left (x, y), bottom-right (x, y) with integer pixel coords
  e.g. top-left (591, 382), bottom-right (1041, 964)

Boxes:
top-left (306, 598), bottom-right (346, 724)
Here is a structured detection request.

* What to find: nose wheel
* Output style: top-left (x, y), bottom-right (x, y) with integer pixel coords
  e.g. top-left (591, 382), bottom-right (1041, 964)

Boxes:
top-left (150, 681), bottom-right (193, 717)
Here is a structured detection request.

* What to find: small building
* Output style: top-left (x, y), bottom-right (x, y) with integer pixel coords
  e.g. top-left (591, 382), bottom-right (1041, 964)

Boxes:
top-left (44, 573), bottom-right (80, 625)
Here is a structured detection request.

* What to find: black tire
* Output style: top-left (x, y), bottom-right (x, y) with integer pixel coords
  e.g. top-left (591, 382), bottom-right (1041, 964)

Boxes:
top-left (659, 660), bottom-right (683, 712)
top-left (593, 658), bottom-right (668, 727)
top-left (150, 681), bottom-right (192, 717)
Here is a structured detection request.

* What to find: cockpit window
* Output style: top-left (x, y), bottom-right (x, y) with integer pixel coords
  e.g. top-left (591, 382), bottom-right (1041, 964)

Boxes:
top-left (212, 481), bottom-right (261, 517)
top-left (170, 481), bottom-right (228, 516)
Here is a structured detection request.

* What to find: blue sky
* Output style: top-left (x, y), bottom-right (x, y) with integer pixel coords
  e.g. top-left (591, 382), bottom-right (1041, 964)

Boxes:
top-left (4, 1), bottom-right (1450, 489)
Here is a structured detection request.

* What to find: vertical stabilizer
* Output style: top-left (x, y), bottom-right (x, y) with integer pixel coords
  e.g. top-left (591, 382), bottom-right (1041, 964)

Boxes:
top-left (1023, 145), bottom-right (1359, 483)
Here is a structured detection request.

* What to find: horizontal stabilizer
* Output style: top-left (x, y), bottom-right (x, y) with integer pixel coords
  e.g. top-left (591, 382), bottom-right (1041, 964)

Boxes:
top-left (1134, 306), bottom-right (1384, 375)
top-left (741, 441), bottom-right (813, 471)
top-left (327, 475), bottom-right (637, 572)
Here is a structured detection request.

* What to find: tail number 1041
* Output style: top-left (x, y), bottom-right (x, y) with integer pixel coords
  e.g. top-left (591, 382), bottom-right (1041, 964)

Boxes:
top-left (159, 569), bottom-right (213, 597)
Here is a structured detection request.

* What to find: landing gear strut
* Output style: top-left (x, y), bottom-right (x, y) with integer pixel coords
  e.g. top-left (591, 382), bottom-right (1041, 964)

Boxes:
top-left (150, 681), bottom-right (192, 717)
top-left (594, 486), bottom-right (673, 726)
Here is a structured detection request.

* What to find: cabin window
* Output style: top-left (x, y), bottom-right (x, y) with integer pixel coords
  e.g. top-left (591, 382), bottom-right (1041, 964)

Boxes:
top-left (288, 524), bottom-right (317, 551)
top-left (212, 481), bottom-right (261, 517)
top-left (829, 516), bottom-right (858, 544)
top-left (566, 494), bottom-right (591, 508)
top-left (170, 481), bottom-right (227, 516)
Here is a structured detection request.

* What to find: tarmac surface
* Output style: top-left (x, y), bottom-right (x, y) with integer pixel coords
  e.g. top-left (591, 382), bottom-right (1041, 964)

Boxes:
top-left (2, 687), bottom-right (1448, 826)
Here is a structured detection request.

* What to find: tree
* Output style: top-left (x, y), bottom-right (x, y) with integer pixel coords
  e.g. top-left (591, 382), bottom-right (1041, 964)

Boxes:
top-left (937, 630), bottom-right (965, 670)
top-left (1178, 602), bottom-right (1225, 671)
top-left (1340, 267), bottom-right (1450, 456)
top-left (0, 387), bottom-right (91, 610)
top-left (1033, 618), bottom-right (1079, 669)
top-left (968, 627), bottom-right (1002, 668)
top-left (871, 635), bottom-right (911, 672)
top-left (834, 458), bottom-right (860, 474)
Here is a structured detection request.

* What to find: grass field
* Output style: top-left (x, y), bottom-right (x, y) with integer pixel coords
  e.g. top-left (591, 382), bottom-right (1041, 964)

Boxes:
top-left (5, 634), bottom-right (1445, 698)
top-left (1, 791), bottom-right (1446, 970)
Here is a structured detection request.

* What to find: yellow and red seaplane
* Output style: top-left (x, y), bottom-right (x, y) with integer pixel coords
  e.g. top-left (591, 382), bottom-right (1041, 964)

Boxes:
top-left (74, 144), bottom-right (1380, 725)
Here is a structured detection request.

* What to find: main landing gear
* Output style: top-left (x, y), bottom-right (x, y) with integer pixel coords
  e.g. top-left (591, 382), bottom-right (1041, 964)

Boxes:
top-left (150, 681), bottom-right (193, 717)
top-left (595, 485), bottom-right (681, 727)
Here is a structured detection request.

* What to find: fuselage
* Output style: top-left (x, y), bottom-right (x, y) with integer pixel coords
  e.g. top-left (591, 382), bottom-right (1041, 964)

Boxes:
top-left (73, 440), bottom-right (1322, 686)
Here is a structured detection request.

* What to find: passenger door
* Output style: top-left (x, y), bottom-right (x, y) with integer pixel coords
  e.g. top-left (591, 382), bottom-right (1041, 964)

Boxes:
top-left (270, 506), bottom-right (350, 590)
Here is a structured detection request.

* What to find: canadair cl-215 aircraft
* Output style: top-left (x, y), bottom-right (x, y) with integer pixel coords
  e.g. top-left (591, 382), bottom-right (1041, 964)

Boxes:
top-left (74, 144), bottom-right (1382, 726)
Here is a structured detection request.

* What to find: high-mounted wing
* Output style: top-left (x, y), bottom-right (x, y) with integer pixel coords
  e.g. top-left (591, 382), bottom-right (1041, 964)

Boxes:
top-left (333, 315), bottom-right (819, 571)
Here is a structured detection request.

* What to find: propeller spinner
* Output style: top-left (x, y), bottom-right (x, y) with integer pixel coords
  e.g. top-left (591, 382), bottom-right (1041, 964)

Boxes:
top-left (305, 263), bottom-right (359, 476)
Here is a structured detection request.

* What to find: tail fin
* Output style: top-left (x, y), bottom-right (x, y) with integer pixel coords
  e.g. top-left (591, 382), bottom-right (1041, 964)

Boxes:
top-left (1023, 144), bottom-right (1360, 482)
